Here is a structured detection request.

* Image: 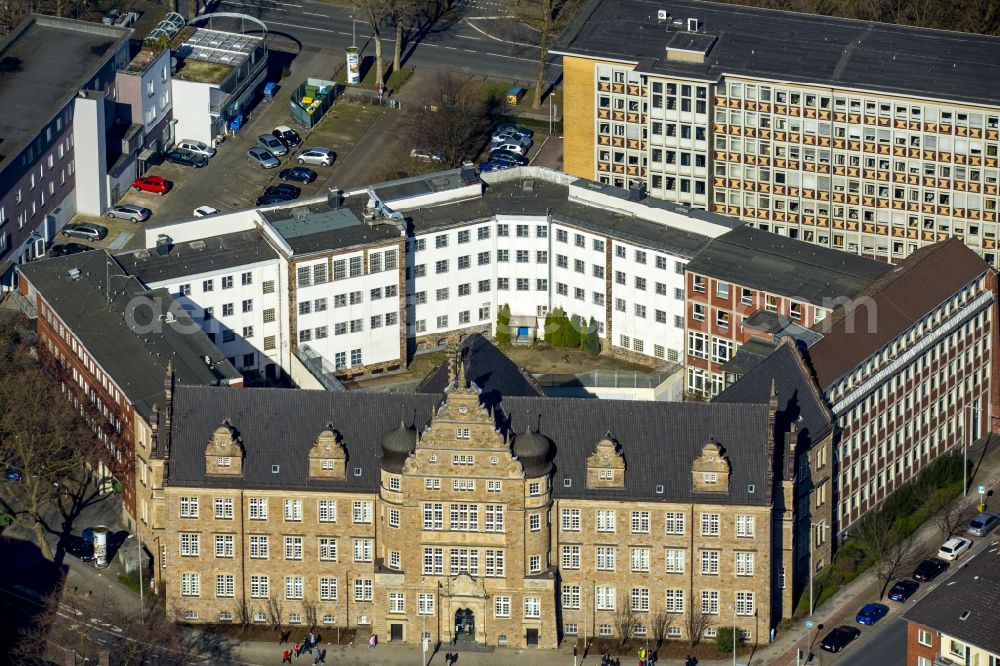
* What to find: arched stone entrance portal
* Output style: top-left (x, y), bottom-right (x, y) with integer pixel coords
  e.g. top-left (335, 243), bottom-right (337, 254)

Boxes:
top-left (454, 608), bottom-right (475, 642)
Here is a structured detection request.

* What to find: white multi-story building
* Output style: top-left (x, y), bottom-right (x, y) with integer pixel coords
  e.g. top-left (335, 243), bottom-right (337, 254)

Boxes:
top-left (136, 167), bottom-right (737, 382)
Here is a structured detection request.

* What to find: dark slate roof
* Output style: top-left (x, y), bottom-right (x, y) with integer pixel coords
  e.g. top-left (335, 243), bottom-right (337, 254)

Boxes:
top-left (259, 201), bottom-right (402, 256)
top-left (714, 340), bottom-right (834, 449)
top-left (552, 0), bottom-right (1000, 107)
top-left (720, 336), bottom-right (777, 376)
top-left (19, 251), bottom-right (242, 420)
top-left (685, 226), bottom-right (891, 306)
top-left (807, 238), bottom-right (989, 388)
top-left (742, 310), bottom-right (824, 347)
top-left (117, 230), bottom-right (280, 285)
top-left (415, 333), bottom-right (545, 409)
top-left (168, 386), bottom-right (771, 505)
top-left (903, 547), bottom-right (1000, 655)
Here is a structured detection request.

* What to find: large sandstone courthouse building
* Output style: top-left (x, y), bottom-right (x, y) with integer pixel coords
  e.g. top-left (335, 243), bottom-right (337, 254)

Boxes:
top-left (148, 336), bottom-right (829, 648)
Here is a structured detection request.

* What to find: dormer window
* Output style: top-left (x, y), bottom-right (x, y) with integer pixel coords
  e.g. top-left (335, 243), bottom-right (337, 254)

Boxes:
top-left (586, 434), bottom-right (626, 489)
top-left (321, 459), bottom-right (334, 470)
top-left (309, 428), bottom-right (347, 480)
top-left (217, 457), bottom-right (230, 467)
top-left (703, 472), bottom-right (717, 484)
top-left (456, 427), bottom-right (470, 440)
top-left (599, 469), bottom-right (614, 480)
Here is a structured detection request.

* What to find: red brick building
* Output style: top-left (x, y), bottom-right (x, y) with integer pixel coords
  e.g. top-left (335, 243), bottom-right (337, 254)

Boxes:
top-left (19, 250), bottom-right (242, 526)
top-left (684, 226), bottom-right (891, 398)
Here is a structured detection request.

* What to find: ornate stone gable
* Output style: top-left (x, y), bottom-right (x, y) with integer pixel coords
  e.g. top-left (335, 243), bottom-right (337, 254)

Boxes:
top-left (585, 433), bottom-right (626, 488)
top-left (204, 421), bottom-right (243, 476)
top-left (691, 439), bottom-right (731, 492)
top-left (308, 426), bottom-right (347, 479)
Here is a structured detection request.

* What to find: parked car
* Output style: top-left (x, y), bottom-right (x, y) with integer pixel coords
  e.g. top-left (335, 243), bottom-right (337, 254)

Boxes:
top-left (255, 184), bottom-right (300, 206)
top-left (295, 147), bottom-right (336, 166)
top-left (967, 512), bottom-right (1000, 537)
top-left (3, 468), bottom-right (22, 481)
top-left (488, 149), bottom-right (529, 166)
top-left (491, 129), bottom-right (531, 147)
top-left (163, 148), bottom-right (207, 168)
top-left (273, 125), bottom-right (302, 147)
top-left (913, 557), bottom-right (949, 581)
top-left (61, 223), bottom-right (108, 241)
top-left (257, 134), bottom-right (288, 157)
top-left (855, 603), bottom-right (889, 625)
top-left (63, 535), bottom-right (94, 561)
top-left (495, 122), bottom-right (533, 138)
top-left (248, 147), bottom-right (280, 169)
top-left (820, 626), bottom-right (861, 653)
top-left (106, 204), bottom-right (151, 223)
top-left (193, 206), bottom-right (220, 218)
top-left (410, 147), bottom-right (446, 163)
top-left (279, 166), bottom-right (318, 183)
top-left (131, 176), bottom-right (170, 195)
top-left (175, 139), bottom-right (216, 158)
top-left (887, 579), bottom-right (920, 602)
top-left (938, 536), bottom-right (972, 561)
top-left (479, 159), bottom-right (517, 173)
top-left (491, 142), bottom-right (529, 156)
top-left (48, 242), bottom-right (93, 258)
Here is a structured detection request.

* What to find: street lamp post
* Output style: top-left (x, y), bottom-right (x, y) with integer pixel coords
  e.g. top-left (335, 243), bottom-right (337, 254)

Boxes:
top-left (731, 603), bottom-right (737, 666)
top-left (808, 521), bottom-right (830, 618)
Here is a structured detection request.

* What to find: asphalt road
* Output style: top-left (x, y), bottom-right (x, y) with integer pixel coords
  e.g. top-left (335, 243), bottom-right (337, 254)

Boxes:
top-left (206, 0), bottom-right (561, 84)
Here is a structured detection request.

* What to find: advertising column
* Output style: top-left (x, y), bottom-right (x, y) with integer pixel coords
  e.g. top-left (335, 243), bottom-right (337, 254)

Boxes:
top-left (346, 47), bottom-right (361, 85)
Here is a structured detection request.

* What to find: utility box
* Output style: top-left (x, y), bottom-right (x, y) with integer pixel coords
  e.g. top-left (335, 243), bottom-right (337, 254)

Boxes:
top-left (506, 86), bottom-right (526, 106)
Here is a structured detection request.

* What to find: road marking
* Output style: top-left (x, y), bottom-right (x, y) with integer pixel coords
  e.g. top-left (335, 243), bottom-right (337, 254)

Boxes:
top-left (302, 11), bottom-right (328, 16)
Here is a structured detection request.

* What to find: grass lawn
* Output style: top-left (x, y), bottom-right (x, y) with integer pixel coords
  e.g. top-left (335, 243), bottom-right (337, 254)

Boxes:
top-left (174, 59), bottom-right (233, 85)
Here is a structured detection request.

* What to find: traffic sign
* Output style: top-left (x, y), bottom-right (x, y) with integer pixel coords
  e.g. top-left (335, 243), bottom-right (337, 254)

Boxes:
top-left (979, 484), bottom-right (986, 494)
top-left (805, 619), bottom-right (814, 629)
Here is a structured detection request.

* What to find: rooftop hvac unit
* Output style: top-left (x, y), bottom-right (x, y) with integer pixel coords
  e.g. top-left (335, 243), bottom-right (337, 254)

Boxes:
top-left (657, 9), bottom-right (667, 21)
top-left (687, 17), bottom-right (699, 31)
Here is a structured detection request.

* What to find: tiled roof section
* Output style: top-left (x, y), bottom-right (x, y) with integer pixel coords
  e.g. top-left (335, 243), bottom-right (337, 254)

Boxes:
top-left (19, 251), bottom-right (241, 420)
top-left (806, 238), bottom-right (989, 388)
top-left (415, 333), bottom-right (546, 408)
top-left (552, 0), bottom-right (1000, 107)
top-left (118, 230), bottom-right (280, 285)
top-left (903, 547), bottom-right (1000, 655)
top-left (685, 226), bottom-right (892, 305)
top-left (167, 386), bottom-right (771, 505)
top-left (714, 340), bottom-right (834, 449)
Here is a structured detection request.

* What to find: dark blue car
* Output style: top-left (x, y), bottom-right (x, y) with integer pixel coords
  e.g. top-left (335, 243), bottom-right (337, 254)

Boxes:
top-left (888, 580), bottom-right (919, 602)
top-left (479, 159), bottom-right (517, 173)
top-left (855, 602), bottom-right (889, 625)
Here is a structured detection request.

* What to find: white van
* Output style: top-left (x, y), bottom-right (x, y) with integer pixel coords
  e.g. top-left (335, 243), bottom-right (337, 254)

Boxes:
top-left (175, 140), bottom-right (216, 158)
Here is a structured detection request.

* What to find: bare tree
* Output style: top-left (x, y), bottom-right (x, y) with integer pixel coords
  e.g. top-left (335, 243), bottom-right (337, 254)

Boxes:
top-left (856, 510), bottom-right (925, 599)
top-left (614, 604), bottom-right (636, 646)
top-left (267, 594), bottom-right (285, 632)
top-left (303, 599), bottom-right (319, 631)
top-left (357, 0), bottom-right (391, 85)
top-left (651, 608), bottom-right (676, 649)
top-left (236, 599), bottom-right (254, 632)
top-left (0, 323), bottom-right (94, 561)
top-left (935, 494), bottom-right (980, 537)
top-left (685, 608), bottom-right (712, 648)
top-left (532, 0), bottom-right (553, 108)
top-left (404, 72), bottom-right (495, 165)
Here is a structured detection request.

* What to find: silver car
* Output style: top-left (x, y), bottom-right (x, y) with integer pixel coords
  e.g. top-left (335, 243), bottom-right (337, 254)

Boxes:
top-left (257, 134), bottom-right (288, 157)
top-left (295, 147), bottom-right (336, 166)
top-left (248, 147), bottom-right (280, 169)
top-left (106, 204), bottom-right (151, 223)
top-left (967, 512), bottom-right (999, 537)
top-left (176, 139), bottom-right (216, 158)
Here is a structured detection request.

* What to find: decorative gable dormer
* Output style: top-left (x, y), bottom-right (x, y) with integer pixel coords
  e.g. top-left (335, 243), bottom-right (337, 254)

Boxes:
top-left (309, 426), bottom-right (347, 480)
top-left (692, 439), bottom-right (730, 492)
top-left (205, 421), bottom-right (243, 476)
top-left (586, 432), bottom-right (625, 488)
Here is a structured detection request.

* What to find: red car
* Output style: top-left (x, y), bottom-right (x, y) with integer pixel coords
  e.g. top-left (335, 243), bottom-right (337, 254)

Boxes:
top-left (132, 176), bottom-right (170, 195)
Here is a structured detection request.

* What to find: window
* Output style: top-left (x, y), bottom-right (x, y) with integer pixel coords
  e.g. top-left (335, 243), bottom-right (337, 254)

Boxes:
top-left (354, 579), bottom-right (373, 602)
top-left (485, 549), bottom-right (505, 577)
top-left (495, 596), bottom-right (511, 618)
top-left (216, 574), bottom-right (235, 597)
top-left (215, 534), bottom-right (234, 558)
top-left (318, 500), bottom-right (337, 522)
top-left (665, 512), bottom-right (685, 535)
top-left (284, 499), bottom-right (302, 522)
top-left (214, 497), bottom-right (234, 519)
top-left (423, 547), bottom-right (444, 575)
top-left (665, 549), bottom-right (685, 573)
top-left (202, 279), bottom-right (214, 292)
top-left (596, 546), bottom-right (616, 571)
top-left (917, 629), bottom-right (932, 647)
top-left (249, 535), bottom-right (268, 559)
top-left (285, 576), bottom-right (304, 600)
top-left (561, 508), bottom-right (581, 531)
top-left (665, 589), bottom-right (684, 613)
top-left (221, 276), bottom-right (233, 289)
top-left (597, 510), bottom-right (616, 532)
top-left (250, 575), bottom-right (269, 598)
top-left (352, 501), bottom-right (373, 523)
top-left (701, 513), bottom-right (720, 536)
top-left (736, 551), bottom-right (754, 576)
top-left (181, 573), bottom-right (200, 597)
top-left (736, 515), bottom-right (755, 538)
top-left (529, 513), bottom-right (541, 531)
top-left (284, 536), bottom-right (303, 560)
top-left (596, 586), bottom-right (615, 611)
top-left (561, 545), bottom-right (581, 569)
top-left (701, 590), bottom-right (719, 615)
top-left (631, 547), bottom-right (650, 572)
top-left (418, 594), bottom-right (435, 615)
top-left (735, 591), bottom-right (755, 616)
top-left (450, 504), bottom-right (479, 531)
top-left (179, 533), bottom-right (200, 556)
top-left (562, 585), bottom-right (581, 609)
top-left (180, 497), bottom-right (199, 518)
top-left (319, 537), bottom-right (337, 561)
top-left (319, 577), bottom-right (338, 601)
top-left (700, 550), bottom-right (720, 574)
top-left (485, 504), bottom-right (504, 532)
top-left (529, 482), bottom-right (541, 496)
top-left (524, 597), bottom-right (541, 618)
top-left (631, 511), bottom-right (650, 533)
top-left (631, 588), bottom-right (649, 612)
top-left (423, 503), bottom-right (444, 530)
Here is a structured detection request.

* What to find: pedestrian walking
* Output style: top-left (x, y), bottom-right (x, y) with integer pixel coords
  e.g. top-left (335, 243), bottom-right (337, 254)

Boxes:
top-left (316, 648), bottom-right (326, 664)
top-left (293, 642), bottom-right (300, 658)
top-left (369, 633), bottom-right (378, 649)
top-left (282, 649), bottom-right (291, 663)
